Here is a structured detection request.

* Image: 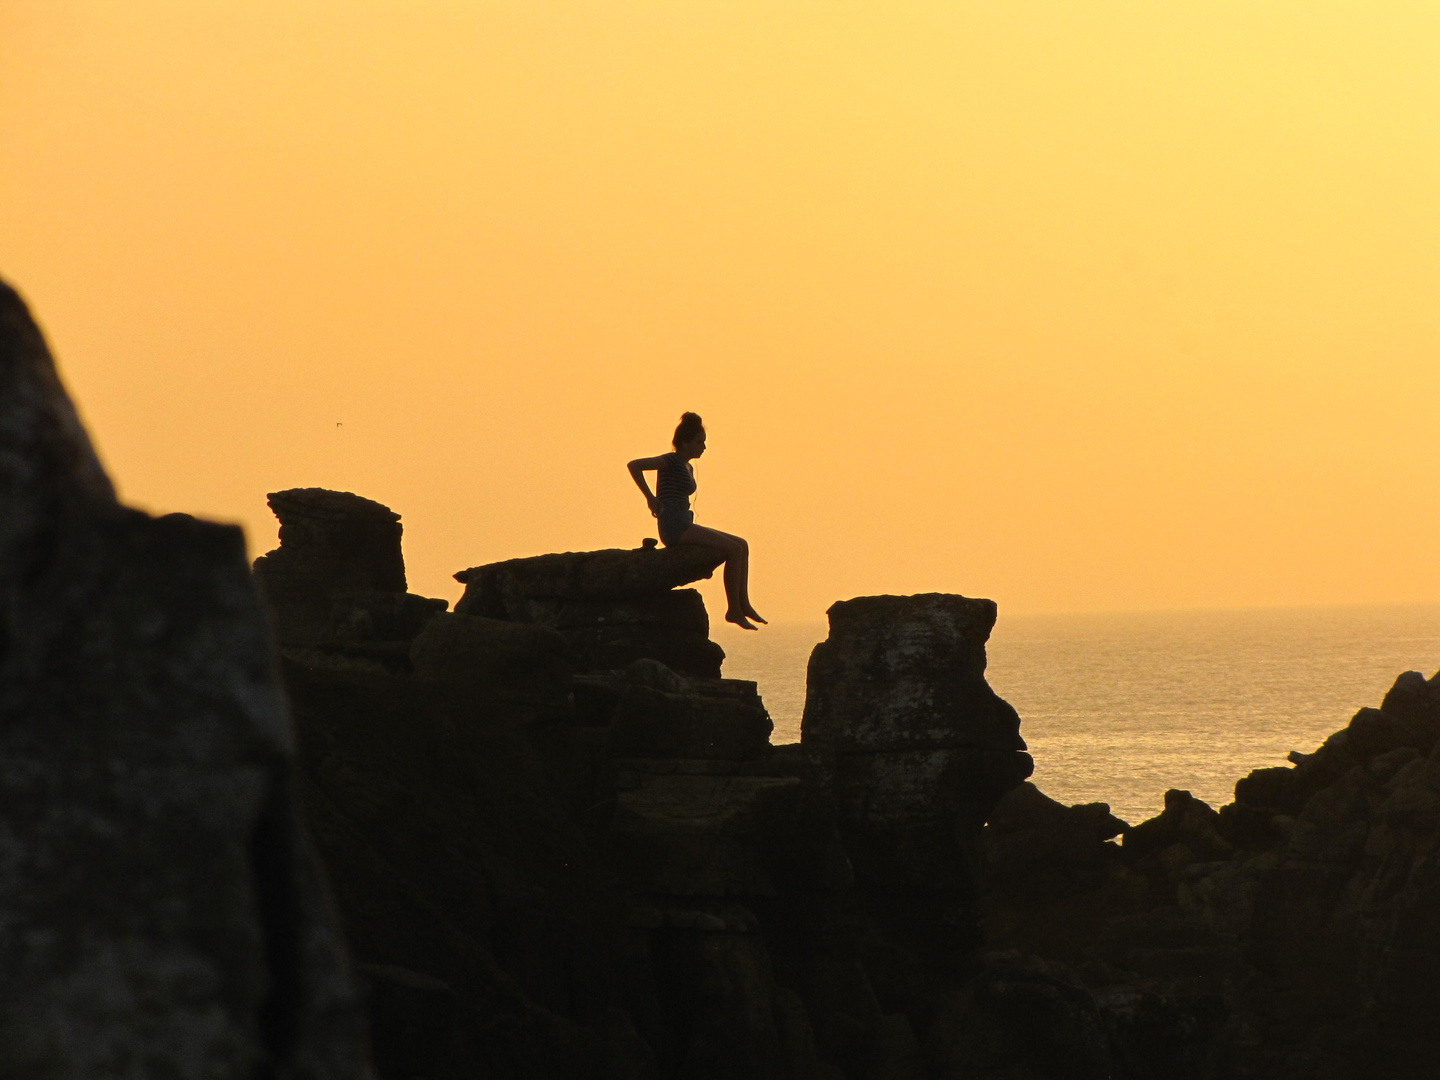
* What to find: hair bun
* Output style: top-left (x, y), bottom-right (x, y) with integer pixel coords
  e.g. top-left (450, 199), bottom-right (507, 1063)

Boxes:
top-left (672, 411), bottom-right (705, 449)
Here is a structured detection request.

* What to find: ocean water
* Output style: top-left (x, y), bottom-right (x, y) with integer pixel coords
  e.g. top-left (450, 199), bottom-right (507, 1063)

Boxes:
top-left (713, 604), bottom-right (1440, 826)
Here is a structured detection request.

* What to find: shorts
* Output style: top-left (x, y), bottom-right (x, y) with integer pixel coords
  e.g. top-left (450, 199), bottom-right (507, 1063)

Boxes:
top-left (658, 506), bottom-right (694, 547)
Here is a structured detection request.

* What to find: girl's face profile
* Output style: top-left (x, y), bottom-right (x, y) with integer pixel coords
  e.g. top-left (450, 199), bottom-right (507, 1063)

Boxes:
top-left (679, 432), bottom-right (706, 458)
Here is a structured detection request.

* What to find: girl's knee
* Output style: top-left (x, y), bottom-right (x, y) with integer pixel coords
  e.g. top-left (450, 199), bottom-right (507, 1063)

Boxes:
top-left (719, 535), bottom-right (747, 556)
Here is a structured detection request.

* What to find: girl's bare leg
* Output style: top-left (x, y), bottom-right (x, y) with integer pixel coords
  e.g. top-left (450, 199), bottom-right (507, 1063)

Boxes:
top-left (675, 524), bottom-right (764, 629)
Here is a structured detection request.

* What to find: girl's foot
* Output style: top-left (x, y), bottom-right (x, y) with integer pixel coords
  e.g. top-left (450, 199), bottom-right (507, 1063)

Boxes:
top-left (726, 610), bottom-right (759, 630)
top-left (745, 605), bottom-right (768, 624)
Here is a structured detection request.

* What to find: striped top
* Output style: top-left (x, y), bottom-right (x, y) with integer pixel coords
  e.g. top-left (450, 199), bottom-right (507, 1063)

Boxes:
top-left (655, 452), bottom-right (696, 505)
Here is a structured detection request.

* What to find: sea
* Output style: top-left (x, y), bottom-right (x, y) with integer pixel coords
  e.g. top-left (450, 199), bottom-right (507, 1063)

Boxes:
top-left (712, 604), bottom-right (1440, 827)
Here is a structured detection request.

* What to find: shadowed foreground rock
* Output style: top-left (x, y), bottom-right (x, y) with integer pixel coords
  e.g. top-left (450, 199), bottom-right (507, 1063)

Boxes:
top-left (0, 281), bottom-right (370, 1077)
top-left (980, 668), bottom-right (1440, 1079)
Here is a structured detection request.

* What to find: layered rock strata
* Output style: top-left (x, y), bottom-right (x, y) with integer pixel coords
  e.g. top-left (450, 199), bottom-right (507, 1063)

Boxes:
top-left (253, 487), bottom-right (447, 656)
top-left (0, 280), bottom-right (370, 1076)
top-left (268, 516), bottom-right (1041, 1080)
top-left (454, 546), bottom-right (727, 677)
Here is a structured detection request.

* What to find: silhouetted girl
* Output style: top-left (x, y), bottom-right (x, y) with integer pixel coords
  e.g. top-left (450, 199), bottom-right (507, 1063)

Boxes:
top-left (628, 412), bottom-right (766, 630)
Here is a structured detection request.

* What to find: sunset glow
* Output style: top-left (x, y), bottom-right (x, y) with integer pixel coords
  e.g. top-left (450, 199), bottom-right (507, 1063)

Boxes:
top-left (4, 1), bottom-right (1437, 619)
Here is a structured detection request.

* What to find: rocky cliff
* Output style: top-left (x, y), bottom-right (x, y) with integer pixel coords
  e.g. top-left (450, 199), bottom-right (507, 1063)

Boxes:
top-left (8, 276), bottom-right (1440, 1079)
top-left (261, 508), bottom-right (1035, 1078)
top-left (978, 676), bottom-right (1440, 1080)
top-left (0, 282), bottom-right (371, 1077)
top-left (264, 496), bottom-right (1440, 1079)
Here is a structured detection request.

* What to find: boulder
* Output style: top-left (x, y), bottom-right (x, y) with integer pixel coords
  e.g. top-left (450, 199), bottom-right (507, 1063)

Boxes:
top-left (1233, 765), bottom-right (1301, 814)
top-left (1379, 669), bottom-right (1440, 747)
top-left (455, 547), bottom-right (727, 677)
top-left (795, 593), bottom-right (1035, 1030)
top-left (0, 280), bottom-right (369, 1077)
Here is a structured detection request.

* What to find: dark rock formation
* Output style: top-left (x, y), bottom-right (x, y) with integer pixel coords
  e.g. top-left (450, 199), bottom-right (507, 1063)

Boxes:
top-left (802, 594), bottom-right (1034, 957)
top-left (1209, 671), bottom-right (1440, 1076)
top-left (266, 528), bottom-right (1044, 1080)
top-left (926, 953), bottom-right (1113, 1080)
top-left (455, 546), bottom-right (727, 677)
top-left (784, 594), bottom-right (1040, 1075)
top-left (981, 783), bottom-right (1138, 962)
top-left (25, 269), bottom-right (1440, 1078)
top-left (0, 280), bottom-right (370, 1076)
top-left (254, 487), bottom-right (447, 651)
top-left (980, 666), bottom-right (1440, 1079)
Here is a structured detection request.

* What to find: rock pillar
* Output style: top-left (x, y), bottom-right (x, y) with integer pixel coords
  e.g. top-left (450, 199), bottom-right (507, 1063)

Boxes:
top-left (253, 487), bottom-right (446, 652)
top-left (801, 593), bottom-right (1034, 970)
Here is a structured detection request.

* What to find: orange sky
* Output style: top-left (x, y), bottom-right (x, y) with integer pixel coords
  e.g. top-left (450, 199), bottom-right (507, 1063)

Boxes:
top-left (3, 1), bottom-right (1437, 621)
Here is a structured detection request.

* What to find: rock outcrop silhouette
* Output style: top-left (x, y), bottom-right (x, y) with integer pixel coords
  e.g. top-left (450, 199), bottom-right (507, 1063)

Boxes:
top-left (12, 275), bottom-right (1440, 1079)
top-left (454, 546), bottom-right (727, 677)
top-left (0, 280), bottom-right (370, 1077)
top-left (269, 521), bottom-right (1034, 1078)
top-left (254, 487), bottom-right (448, 664)
top-left (979, 668), bottom-right (1440, 1078)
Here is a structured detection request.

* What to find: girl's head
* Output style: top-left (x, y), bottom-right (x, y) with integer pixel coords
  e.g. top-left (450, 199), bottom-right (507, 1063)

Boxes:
top-left (672, 412), bottom-right (706, 456)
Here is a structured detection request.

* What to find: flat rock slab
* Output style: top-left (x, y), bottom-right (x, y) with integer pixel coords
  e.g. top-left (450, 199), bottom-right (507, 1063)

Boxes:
top-left (455, 546), bottom-right (725, 606)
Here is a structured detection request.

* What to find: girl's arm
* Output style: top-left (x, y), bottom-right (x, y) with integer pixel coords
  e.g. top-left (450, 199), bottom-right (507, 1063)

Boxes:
top-left (628, 456), bottom-right (667, 514)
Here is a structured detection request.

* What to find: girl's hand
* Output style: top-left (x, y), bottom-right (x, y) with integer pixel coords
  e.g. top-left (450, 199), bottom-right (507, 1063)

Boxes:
top-left (647, 496), bottom-right (661, 517)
